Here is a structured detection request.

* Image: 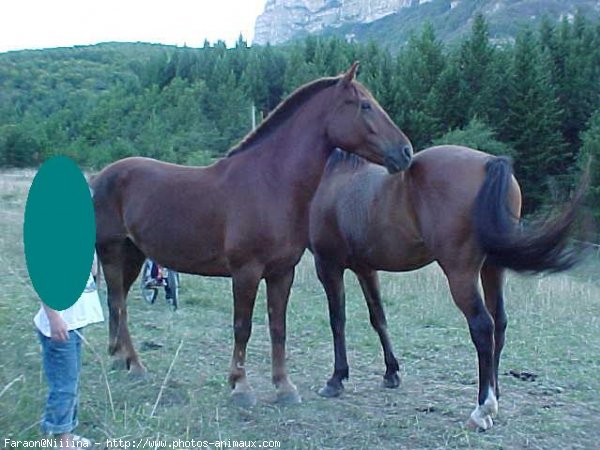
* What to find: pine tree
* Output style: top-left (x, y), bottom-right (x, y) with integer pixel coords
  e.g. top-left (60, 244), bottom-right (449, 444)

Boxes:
top-left (313, 39), bottom-right (329, 75)
top-left (324, 37), bottom-right (353, 75)
top-left (427, 52), bottom-right (464, 134)
top-left (503, 29), bottom-right (567, 213)
top-left (241, 45), bottom-right (286, 117)
top-left (561, 12), bottom-right (599, 153)
top-left (241, 51), bottom-right (270, 115)
top-left (432, 117), bottom-right (514, 157)
top-left (261, 45), bottom-right (287, 112)
top-left (210, 70), bottom-right (252, 154)
top-left (458, 13), bottom-right (497, 122)
top-left (283, 42), bottom-right (319, 94)
top-left (578, 110), bottom-right (600, 232)
top-left (231, 35), bottom-right (250, 80)
top-left (357, 41), bottom-right (385, 93)
top-left (394, 23), bottom-right (446, 148)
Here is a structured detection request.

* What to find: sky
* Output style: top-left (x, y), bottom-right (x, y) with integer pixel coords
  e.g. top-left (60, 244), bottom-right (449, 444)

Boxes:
top-left (0, 0), bottom-right (267, 53)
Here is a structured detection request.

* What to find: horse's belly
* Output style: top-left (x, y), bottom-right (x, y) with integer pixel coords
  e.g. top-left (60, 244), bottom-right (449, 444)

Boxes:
top-left (361, 241), bottom-right (434, 273)
top-left (170, 252), bottom-right (230, 276)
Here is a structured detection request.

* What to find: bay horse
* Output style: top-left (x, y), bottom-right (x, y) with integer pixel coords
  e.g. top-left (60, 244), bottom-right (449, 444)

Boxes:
top-left (90, 63), bottom-right (413, 406)
top-left (309, 145), bottom-right (586, 430)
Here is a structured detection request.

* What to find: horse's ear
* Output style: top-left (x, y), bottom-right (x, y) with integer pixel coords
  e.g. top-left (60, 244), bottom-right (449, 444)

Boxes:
top-left (341, 61), bottom-right (360, 87)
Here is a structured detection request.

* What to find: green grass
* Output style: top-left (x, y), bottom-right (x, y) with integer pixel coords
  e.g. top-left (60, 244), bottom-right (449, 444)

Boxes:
top-left (1, 170), bottom-right (599, 449)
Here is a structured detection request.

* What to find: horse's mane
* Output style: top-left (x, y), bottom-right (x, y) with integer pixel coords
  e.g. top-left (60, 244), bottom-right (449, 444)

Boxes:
top-left (324, 148), bottom-right (367, 174)
top-left (227, 76), bottom-right (341, 157)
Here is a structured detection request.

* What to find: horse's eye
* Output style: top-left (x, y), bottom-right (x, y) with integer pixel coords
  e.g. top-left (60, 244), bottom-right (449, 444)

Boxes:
top-left (361, 101), bottom-right (372, 110)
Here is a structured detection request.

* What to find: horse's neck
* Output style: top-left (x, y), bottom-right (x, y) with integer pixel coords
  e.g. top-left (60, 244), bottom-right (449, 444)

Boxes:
top-left (252, 102), bottom-right (332, 195)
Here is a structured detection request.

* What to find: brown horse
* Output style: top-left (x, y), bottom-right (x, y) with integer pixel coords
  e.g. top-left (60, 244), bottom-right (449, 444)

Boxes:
top-left (309, 145), bottom-right (585, 429)
top-left (91, 63), bottom-right (413, 406)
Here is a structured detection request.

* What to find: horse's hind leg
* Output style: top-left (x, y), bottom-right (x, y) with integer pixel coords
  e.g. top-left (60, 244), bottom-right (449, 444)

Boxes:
top-left (98, 238), bottom-right (146, 376)
top-left (266, 268), bottom-right (301, 404)
top-left (355, 269), bottom-right (400, 389)
top-left (315, 256), bottom-right (348, 398)
top-left (481, 261), bottom-right (507, 400)
top-left (443, 266), bottom-right (498, 431)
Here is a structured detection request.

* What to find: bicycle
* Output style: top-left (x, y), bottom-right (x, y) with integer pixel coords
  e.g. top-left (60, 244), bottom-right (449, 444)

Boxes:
top-left (140, 259), bottom-right (179, 310)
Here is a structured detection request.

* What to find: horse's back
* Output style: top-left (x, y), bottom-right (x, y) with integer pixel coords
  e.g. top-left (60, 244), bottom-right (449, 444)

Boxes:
top-left (92, 157), bottom-right (216, 193)
top-left (92, 157), bottom-right (234, 273)
top-left (409, 146), bottom-right (521, 223)
top-left (92, 157), bottom-right (218, 229)
top-left (409, 146), bottom-right (491, 208)
top-left (311, 146), bottom-right (522, 271)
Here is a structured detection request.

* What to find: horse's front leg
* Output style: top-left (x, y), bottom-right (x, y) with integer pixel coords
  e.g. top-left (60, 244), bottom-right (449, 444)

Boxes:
top-left (355, 269), bottom-right (400, 389)
top-left (446, 268), bottom-right (498, 431)
top-left (228, 264), bottom-right (262, 407)
top-left (315, 256), bottom-right (348, 398)
top-left (266, 268), bottom-right (301, 404)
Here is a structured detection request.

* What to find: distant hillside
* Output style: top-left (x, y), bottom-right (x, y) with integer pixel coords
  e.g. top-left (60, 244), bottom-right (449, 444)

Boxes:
top-left (255, 0), bottom-right (600, 47)
top-left (1, 19), bottom-right (599, 218)
top-left (0, 42), bottom-right (175, 123)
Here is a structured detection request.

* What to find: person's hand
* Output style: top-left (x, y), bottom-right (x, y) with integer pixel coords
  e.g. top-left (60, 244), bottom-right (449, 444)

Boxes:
top-left (48, 315), bottom-right (70, 342)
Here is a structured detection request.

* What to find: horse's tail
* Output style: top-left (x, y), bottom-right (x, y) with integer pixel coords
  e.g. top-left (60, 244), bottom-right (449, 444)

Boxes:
top-left (473, 157), bottom-right (588, 274)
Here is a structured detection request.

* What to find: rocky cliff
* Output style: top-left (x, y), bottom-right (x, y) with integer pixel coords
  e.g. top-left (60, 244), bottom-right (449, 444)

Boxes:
top-left (254, 0), bottom-right (419, 45)
top-left (253, 0), bottom-right (600, 46)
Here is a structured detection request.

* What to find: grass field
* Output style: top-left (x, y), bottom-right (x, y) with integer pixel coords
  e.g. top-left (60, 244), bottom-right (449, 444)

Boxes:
top-left (1, 169), bottom-right (599, 450)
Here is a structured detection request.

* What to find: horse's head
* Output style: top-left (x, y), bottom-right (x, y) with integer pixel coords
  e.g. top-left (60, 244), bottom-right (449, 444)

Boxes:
top-left (326, 62), bottom-right (413, 174)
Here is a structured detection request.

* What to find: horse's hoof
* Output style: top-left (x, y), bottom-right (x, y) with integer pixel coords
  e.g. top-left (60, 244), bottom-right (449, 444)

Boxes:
top-left (318, 382), bottom-right (343, 398)
top-left (110, 358), bottom-right (128, 371)
top-left (382, 373), bottom-right (400, 389)
top-left (128, 364), bottom-right (148, 379)
top-left (467, 407), bottom-right (494, 431)
top-left (276, 389), bottom-right (302, 405)
top-left (466, 415), bottom-right (493, 431)
top-left (231, 390), bottom-right (257, 408)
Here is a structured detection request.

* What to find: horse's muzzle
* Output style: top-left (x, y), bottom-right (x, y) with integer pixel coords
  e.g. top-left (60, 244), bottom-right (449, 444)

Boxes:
top-left (384, 145), bottom-right (413, 174)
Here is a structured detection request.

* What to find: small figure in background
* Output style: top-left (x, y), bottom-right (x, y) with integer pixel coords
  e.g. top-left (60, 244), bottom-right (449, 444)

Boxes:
top-left (140, 259), bottom-right (179, 310)
top-left (145, 259), bottom-right (164, 288)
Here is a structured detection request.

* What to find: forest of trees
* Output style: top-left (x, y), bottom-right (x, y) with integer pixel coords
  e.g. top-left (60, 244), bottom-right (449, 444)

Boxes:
top-left (0, 13), bottom-right (598, 222)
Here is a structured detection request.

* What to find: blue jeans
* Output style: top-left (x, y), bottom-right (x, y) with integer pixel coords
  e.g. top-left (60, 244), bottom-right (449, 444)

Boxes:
top-left (38, 329), bottom-right (82, 435)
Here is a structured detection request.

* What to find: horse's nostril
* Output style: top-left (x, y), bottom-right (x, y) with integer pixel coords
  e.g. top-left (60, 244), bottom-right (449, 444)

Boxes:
top-left (402, 145), bottom-right (413, 160)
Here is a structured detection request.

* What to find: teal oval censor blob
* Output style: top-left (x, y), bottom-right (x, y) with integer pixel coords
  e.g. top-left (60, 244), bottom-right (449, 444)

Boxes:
top-left (24, 156), bottom-right (96, 311)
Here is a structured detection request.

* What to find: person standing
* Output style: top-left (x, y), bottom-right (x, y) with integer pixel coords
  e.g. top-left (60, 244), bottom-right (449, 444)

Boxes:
top-left (34, 254), bottom-right (103, 449)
